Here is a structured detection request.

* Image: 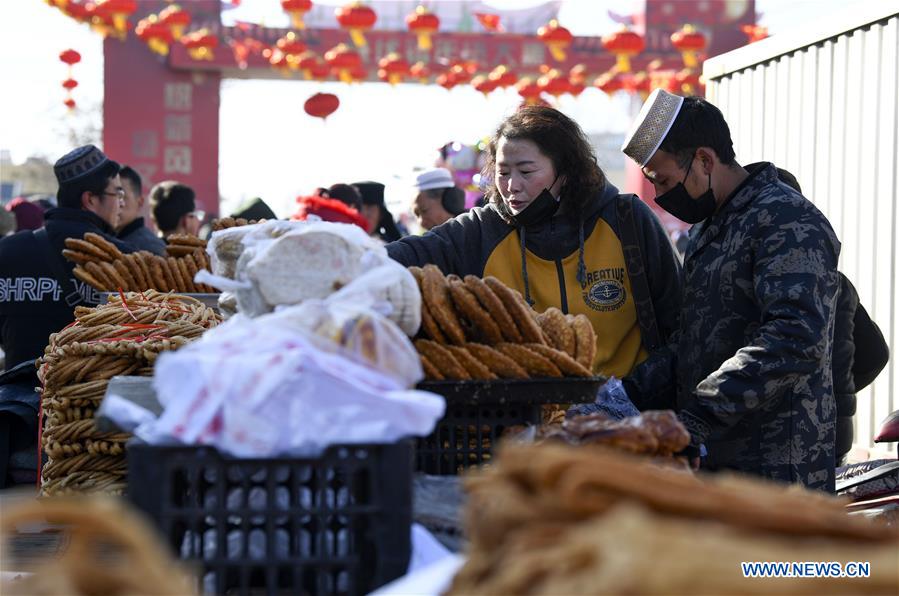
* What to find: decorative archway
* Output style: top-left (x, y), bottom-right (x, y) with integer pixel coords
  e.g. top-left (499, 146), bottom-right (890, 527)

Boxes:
top-left (99, 0), bottom-right (755, 217)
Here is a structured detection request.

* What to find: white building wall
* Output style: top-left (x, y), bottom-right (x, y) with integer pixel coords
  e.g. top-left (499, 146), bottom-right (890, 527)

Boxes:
top-left (704, 2), bottom-right (899, 453)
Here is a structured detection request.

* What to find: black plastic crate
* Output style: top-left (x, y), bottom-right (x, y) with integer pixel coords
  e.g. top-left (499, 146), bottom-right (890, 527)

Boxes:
top-left (127, 441), bottom-right (412, 596)
top-left (416, 377), bottom-right (604, 475)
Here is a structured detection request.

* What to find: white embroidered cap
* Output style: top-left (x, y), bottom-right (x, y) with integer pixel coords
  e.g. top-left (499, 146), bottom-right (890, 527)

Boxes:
top-left (621, 89), bottom-right (685, 167)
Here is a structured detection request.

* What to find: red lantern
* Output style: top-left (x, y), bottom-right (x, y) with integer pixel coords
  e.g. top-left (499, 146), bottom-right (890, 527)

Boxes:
top-left (406, 5), bottom-right (439, 51)
top-left (436, 71), bottom-right (458, 91)
top-left (602, 26), bottom-right (645, 73)
top-left (488, 65), bottom-right (517, 88)
top-left (277, 32), bottom-right (307, 56)
top-left (309, 61), bottom-right (331, 81)
top-left (675, 68), bottom-right (703, 95)
top-left (349, 64), bottom-right (367, 83)
top-left (295, 50), bottom-right (320, 79)
top-left (671, 24), bottom-right (707, 68)
top-left (263, 48), bottom-right (291, 75)
top-left (62, 1), bottom-right (91, 23)
top-left (136, 16), bottom-right (174, 56)
top-left (741, 24), bottom-right (768, 43)
top-left (62, 78), bottom-right (79, 90)
top-left (595, 71), bottom-right (627, 96)
top-left (93, 0), bottom-right (136, 37)
top-left (304, 93), bottom-right (339, 120)
top-left (516, 77), bottom-right (543, 105)
top-left (624, 71), bottom-right (652, 100)
top-left (537, 69), bottom-right (570, 98)
top-left (648, 69), bottom-right (681, 93)
top-left (569, 64), bottom-right (588, 85)
top-left (471, 75), bottom-right (498, 97)
top-left (378, 52), bottom-right (409, 85)
top-left (448, 60), bottom-right (476, 84)
top-left (59, 49), bottom-right (82, 67)
top-left (85, 2), bottom-right (116, 39)
top-left (159, 4), bottom-right (192, 40)
top-left (64, 98), bottom-right (77, 110)
top-left (410, 61), bottom-right (431, 83)
top-left (336, 2), bottom-right (376, 48)
top-left (276, 32), bottom-right (307, 70)
top-left (325, 44), bottom-right (362, 83)
top-left (281, 0), bottom-right (312, 30)
top-left (537, 20), bottom-right (573, 62)
top-left (568, 82), bottom-right (586, 97)
top-left (567, 64), bottom-right (588, 97)
top-left (182, 29), bottom-right (218, 61)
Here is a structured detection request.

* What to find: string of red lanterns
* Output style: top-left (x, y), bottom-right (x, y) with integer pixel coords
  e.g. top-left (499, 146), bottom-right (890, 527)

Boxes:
top-left (47, 1), bottom-right (737, 110)
top-left (59, 48), bottom-right (82, 111)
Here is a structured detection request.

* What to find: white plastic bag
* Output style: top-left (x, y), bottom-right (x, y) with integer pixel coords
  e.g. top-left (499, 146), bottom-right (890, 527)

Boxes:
top-left (265, 297), bottom-right (422, 387)
top-left (198, 221), bottom-right (421, 335)
top-left (144, 311), bottom-right (443, 457)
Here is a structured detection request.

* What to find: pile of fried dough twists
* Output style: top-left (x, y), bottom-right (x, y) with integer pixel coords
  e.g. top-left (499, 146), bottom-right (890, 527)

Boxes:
top-left (1, 497), bottom-right (195, 595)
top-left (37, 291), bottom-right (221, 496)
top-left (64, 233), bottom-right (215, 293)
top-left (448, 443), bottom-right (899, 595)
top-left (410, 265), bottom-right (596, 380)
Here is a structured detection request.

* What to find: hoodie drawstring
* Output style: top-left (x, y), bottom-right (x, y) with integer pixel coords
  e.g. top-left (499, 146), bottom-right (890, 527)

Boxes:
top-left (576, 221), bottom-right (587, 286)
top-left (518, 220), bottom-right (587, 307)
top-left (519, 227), bottom-right (533, 306)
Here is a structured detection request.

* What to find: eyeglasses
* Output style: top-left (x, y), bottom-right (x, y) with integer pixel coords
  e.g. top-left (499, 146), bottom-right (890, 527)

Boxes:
top-left (99, 190), bottom-right (126, 199)
top-left (188, 210), bottom-right (206, 221)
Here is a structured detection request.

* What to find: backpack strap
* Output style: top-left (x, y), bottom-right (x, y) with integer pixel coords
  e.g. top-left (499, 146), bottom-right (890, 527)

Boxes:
top-left (617, 194), bottom-right (662, 351)
top-left (32, 229), bottom-right (84, 307)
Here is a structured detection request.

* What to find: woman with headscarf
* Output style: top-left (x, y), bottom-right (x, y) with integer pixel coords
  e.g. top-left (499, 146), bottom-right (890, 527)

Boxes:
top-left (387, 106), bottom-right (682, 378)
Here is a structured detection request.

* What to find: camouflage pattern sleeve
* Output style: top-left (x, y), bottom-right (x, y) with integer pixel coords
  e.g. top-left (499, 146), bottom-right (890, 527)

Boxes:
top-left (682, 198), bottom-right (841, 442)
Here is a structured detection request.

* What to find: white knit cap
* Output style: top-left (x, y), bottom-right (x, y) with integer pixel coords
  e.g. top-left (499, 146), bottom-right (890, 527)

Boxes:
top-left (414, 167), bottom-right (455, 191)
top-left (621, 89), bottom-right (685, 167)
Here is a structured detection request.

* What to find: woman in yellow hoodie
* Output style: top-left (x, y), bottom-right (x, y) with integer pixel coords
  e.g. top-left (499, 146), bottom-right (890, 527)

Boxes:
top-left (387, 106), bottom-right (682, 379)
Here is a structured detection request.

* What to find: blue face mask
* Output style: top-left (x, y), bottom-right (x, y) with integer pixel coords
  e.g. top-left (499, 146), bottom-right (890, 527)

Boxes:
top-left (655, 154), bottom-right (717, 224)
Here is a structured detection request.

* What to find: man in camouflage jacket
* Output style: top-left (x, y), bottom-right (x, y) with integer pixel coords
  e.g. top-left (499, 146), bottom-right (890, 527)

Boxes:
top-left (622, 91), bottom-right (841, 491)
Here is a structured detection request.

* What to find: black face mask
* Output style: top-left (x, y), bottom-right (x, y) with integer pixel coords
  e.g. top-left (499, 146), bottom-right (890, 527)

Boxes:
top-left (509, 177), bottom-right (560, 227)
top-left (655, 155), bottom-right (717, 224)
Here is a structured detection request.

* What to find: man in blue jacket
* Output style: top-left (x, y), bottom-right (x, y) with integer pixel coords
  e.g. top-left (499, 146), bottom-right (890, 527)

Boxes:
top-left (0, 144), bottom-right (134, 371)
top-left (0, 144), bottom-right (135, 486)
top-left (622, 90), bottom-right (842, 491)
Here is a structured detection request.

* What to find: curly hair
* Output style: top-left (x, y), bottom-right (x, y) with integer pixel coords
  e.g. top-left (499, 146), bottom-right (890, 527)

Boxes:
top-left (482, 106), bottom-right (606, 223)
